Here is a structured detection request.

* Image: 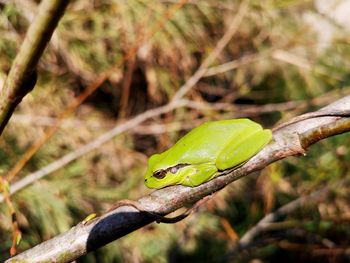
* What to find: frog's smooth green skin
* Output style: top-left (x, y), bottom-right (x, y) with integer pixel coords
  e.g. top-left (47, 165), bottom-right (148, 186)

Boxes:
top-left (144, 119), bottom-right (272, 189)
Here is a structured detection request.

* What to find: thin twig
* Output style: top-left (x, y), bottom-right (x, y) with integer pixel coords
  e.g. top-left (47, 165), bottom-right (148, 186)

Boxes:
top-left (171, 0), bottom-right (249, 101)
top-left (203, 52), bottom-right (265, 77)
top-left (0, 0), bottom-right (69, 135)
top-left (10, 100), bottom-right (299, 128)
top-left (118, 55), bottom-right (136, 119)
top-left (0, 100), bottom-right (188, 203)
top-left (271, 49), bottom-right (344, 81)
top-left (0, 177), bottom-right (21, 256)
top-left (239, 188), bottom-right (329, 248)
top-left (221, 179), bottom-right (350, 261)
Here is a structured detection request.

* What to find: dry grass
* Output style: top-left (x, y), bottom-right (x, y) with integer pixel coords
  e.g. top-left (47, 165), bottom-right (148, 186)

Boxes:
top-left (1, 0), bottom-right (350, 261)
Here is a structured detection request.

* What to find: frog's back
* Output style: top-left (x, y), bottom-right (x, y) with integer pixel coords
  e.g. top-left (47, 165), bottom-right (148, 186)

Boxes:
top-left (156, 119), bottom-right (261, 168)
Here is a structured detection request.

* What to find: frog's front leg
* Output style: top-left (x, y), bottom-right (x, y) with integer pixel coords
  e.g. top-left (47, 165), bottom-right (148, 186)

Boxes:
top-left (179, 164), bottom-right (218, 187)
top-left (216, 129), bottom-right (272, 170)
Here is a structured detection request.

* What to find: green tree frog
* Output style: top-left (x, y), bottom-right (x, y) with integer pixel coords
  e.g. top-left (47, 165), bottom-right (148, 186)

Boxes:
top-left (144, 119), bottom-right (272, 189)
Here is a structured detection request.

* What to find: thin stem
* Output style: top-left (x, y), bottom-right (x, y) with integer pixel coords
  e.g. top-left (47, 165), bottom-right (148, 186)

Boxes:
top-left (0, 0), bottom-right (69, 135)
top-left (171, 0), bottom-right (249, 101)
top-left (0, 100), bottom-right (188, 203)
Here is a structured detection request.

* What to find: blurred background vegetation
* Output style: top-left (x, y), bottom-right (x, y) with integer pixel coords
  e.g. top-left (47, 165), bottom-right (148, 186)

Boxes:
top-left (1, 0), bottom-right (350, 262)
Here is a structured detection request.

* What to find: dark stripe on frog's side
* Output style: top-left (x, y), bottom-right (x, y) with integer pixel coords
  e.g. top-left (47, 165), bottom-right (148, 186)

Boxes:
top-left (152, 163), bottom-right (190, 179)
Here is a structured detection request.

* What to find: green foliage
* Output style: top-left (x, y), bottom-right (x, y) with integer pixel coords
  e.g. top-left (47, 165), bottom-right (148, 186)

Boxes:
top-left (1, 0), bottom-right (350, 262)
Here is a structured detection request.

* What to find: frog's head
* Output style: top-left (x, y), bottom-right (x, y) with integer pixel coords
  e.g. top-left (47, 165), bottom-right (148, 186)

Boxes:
top-left (144, 153), bottom-right (218, 188)
top-left (144, 153), bottom-right (196, 189)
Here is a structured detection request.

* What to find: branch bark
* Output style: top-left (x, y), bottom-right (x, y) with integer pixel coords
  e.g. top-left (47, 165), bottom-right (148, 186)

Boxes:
top-left (6, 95), bottom-right (350, 262)
top-left (0, 0), bottom-right (69, 135)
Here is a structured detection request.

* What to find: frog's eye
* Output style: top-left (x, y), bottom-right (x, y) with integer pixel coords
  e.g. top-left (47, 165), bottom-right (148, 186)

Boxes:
top-left (153, 170), bottom-right (167, 179)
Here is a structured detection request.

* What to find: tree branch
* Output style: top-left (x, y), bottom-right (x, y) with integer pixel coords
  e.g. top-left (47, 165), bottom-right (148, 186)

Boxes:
top-left (221, 179), bottom-right (349, 261)
top-left (0, 0), bottom-right (69, 135)
top-left (238, 188), bottom-right (330, 249)
top-left (6, 95), bottom-right (350, 262)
